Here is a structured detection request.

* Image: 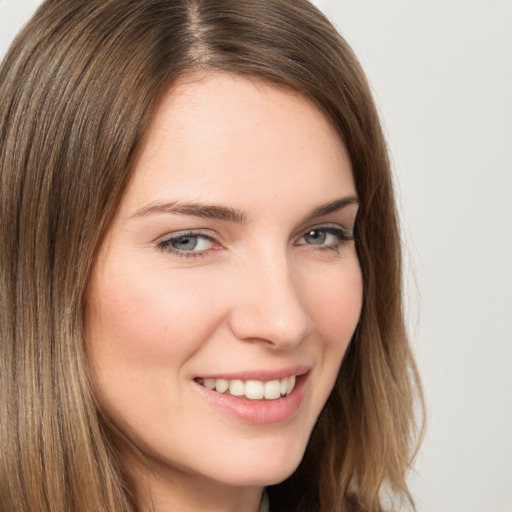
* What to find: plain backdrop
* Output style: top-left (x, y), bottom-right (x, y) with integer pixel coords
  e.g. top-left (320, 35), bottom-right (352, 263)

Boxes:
top-left (1, 1), bottom-right (511, 511)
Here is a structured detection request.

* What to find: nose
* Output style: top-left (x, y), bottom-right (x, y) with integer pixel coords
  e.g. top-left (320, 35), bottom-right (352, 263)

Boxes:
top-left (227, 250), bottom-right (313, 349)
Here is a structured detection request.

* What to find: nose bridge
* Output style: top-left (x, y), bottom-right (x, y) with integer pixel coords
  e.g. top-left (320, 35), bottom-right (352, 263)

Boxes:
top-left (228, 245), bottom-right (312, 347)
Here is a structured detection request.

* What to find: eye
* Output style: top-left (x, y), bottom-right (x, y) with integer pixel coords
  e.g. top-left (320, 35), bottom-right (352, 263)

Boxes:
top-left (157, 231), bottom-right (218, 258)
top-left (295, 226), bottom-right (354, 250)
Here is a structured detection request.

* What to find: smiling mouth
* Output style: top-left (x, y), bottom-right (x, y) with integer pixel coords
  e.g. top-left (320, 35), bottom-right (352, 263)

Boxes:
top-left (194, 375), bottom-right (297, 400)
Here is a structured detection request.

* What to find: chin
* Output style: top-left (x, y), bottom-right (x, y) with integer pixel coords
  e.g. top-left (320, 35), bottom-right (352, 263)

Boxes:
top-left (212, 435), bottom-right (309, 488)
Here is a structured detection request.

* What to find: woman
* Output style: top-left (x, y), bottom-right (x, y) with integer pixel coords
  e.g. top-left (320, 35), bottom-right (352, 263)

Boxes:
top-left (0, 1), bottom-right (424, 511)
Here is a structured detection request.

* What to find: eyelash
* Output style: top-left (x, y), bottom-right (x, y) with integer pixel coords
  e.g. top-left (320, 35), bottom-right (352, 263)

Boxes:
top-left (156, 225), bottom-right (355, 259)
top-left (295, 226), bottom-right (355, 253)
top-left (157, 230), bottom-right (217, 259)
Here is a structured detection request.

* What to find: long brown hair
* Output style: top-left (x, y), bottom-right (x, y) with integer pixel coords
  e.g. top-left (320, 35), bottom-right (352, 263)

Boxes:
top-left (0, 1), bottom-right (424, 511)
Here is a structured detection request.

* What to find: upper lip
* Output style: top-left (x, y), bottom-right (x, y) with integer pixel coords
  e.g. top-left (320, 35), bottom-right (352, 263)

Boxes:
top-left (195, 365), bottom-right (311, 382)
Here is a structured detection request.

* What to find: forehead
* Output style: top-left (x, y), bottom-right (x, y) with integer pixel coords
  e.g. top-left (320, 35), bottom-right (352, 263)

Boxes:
top-left (122, 72), bottom-right (355, 215)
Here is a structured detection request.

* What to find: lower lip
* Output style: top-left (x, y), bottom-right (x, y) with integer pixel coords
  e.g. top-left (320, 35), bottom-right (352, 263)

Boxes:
top-left (193, 374), bottom-right (308, 425)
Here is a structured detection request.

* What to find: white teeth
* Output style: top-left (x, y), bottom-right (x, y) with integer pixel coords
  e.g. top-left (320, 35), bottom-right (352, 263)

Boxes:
top-left (245, 380), bottom-right (264, 399)
top-left (215, 379), bottom-right (229, 393)
top-left (229, 379), bottom-right (245, 397)
top-left (264, 380), bottom-right (281, 400)
top-left (199, 375), bottom-right (298, 400)
top-left (204, 379), bottom-right (216, 390)
top-left (279, 377), bottom-right (288, 396)
top-left (286, 375), bottom-right (296, 395)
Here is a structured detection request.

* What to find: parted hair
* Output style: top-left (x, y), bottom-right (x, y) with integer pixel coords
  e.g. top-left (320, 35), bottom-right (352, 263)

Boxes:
top-left (0, 1), bottom-right (424, 511)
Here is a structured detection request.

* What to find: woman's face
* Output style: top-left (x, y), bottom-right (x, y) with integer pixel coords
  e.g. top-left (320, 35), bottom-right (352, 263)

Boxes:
top-left (86, 73), bottom-right (362, 498)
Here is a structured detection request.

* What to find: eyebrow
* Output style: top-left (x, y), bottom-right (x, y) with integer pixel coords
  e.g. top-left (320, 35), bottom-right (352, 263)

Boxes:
top-left (132, 196), bottom-right (359, 224)
top-left (302, 196), bottom-right (359, 223)
top-left (133, 201), bottom-right (248, 223)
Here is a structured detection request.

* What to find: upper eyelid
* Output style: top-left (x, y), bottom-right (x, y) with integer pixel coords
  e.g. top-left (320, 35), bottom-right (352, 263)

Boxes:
top-left (156, 223), bottom-right (352, 240)
top-left (155, 228), bottom-right (219, 244)
top-left (156, 231), bottom-right (219, 258)
top-left (295, 222), bottom-right (352, 239)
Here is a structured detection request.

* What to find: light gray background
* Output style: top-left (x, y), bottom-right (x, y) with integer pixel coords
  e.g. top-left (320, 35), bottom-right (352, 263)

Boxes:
top-left (1, 1), bottom-right (511, 511)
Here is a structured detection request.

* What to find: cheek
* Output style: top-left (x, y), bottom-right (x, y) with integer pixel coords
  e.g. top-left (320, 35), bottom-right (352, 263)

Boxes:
top-left (85, 263), bottom-right (229, 435)
top-left (85, 260), bottom-right (227, 437)
top-left (87, 262), bottom-right (219, 366)
top-left (302, 255), bottom-right (363, 393)
top-left (307, 258), bottom-right (363, 346)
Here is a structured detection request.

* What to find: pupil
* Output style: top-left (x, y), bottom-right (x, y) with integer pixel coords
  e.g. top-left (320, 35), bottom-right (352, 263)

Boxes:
top-left (305, 230), bottom-right (326, 245)
top-left (173, 236), bottom-right (197, 251)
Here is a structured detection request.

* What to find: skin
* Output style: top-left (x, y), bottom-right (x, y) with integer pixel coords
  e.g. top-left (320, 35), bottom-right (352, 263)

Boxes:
top-left (86, 72), bottom-right (363, 512)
